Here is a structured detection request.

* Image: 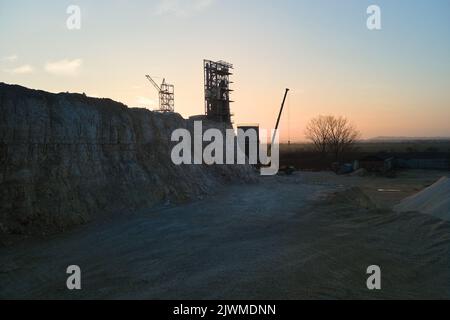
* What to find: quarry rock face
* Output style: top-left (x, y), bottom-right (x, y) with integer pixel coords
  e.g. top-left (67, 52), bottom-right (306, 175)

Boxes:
top-left (0, 83), bottom-right (256, 236)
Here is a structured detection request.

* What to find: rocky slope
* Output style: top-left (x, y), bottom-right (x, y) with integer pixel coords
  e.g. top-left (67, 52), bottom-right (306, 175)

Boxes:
top-left (0, 83), bottom-right (256, 236)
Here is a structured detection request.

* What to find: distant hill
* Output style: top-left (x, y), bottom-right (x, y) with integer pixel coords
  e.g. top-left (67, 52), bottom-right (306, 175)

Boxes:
top-left (367, 136), bottom-right (450, 142)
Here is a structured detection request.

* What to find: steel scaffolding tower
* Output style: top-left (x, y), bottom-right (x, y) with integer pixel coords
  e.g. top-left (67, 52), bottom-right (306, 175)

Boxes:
top-left (145, 75), bottom-right (175, 113)
top-left (204, 60), bottom-right (233, 123)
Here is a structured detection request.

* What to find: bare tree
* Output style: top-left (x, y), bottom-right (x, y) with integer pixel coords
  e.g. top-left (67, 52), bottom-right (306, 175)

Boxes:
top-left (305, 115), bottom-right (360, 161)
top-left (327, 116), bottom-right (360, 161)
top-left (305, 115), bottom-right (331, 156)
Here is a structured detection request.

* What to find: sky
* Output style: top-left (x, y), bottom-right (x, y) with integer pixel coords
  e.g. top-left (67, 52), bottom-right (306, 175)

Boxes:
top-left (1, 0), bottom-right (449, 141)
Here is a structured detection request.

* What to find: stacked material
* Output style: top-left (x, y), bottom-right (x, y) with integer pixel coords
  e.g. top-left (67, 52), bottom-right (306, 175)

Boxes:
top-left (395, 177), bottom-right (450, 221)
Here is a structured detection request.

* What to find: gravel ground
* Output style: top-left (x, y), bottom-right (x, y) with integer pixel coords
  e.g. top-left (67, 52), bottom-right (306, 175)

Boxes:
top-left (1, 171), bottom-right (449, 299)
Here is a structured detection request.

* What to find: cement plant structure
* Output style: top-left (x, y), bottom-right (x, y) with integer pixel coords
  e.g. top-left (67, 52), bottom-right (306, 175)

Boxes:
top-left (204, 60), bottom-right (234, 124)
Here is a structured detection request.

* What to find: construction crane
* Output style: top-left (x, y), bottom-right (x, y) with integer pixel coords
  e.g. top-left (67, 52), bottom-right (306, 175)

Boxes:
top-left (145, 75), bottom-right (175, 113)
top-left (271, 88), bottom-right (290, 147)
top-left (270, 88), bottom-right (295, 175)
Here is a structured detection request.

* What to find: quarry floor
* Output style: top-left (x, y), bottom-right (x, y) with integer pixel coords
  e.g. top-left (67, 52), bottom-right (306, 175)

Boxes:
top-left (1, 170), bottom-right (450, 299)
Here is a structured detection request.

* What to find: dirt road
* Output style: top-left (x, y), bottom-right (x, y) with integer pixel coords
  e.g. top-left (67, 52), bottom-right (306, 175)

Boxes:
top-left (1, 171), bottom-right (449, 299)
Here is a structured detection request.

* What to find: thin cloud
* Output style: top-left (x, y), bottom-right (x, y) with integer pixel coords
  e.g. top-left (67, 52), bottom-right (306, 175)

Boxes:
top-left (136, 96), bottom-right (157, 108)
top-left (155, 0), bottom-right (215, 17)
top-left (2, 55), bottom-right (18, 62)
top-left (45, 58), bottom-right (82, 76)
top-left (87, 93), bottom-right (100, 98)
top-left (9, 64), bottom-right (34, 74)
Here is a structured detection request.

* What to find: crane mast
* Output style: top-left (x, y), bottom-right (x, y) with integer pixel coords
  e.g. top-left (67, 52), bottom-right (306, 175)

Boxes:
top-left (145, 75), bottom-right (175, 113)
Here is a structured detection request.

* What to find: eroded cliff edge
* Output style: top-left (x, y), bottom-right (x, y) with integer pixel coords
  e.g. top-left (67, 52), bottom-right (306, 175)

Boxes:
top-left (0, 83), bottom-right (256, 237)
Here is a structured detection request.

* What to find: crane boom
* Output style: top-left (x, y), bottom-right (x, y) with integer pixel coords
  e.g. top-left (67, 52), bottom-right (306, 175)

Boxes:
top-left (271, 88), bottom-right (290, 146)
top-left (145, 74), bottom-right (175, 113)
top-left (145, 75), bottom-right (161, 92)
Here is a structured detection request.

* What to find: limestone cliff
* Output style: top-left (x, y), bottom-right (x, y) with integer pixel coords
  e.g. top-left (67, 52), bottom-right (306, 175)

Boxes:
top-left (0, 83), bottom-right (255, 236)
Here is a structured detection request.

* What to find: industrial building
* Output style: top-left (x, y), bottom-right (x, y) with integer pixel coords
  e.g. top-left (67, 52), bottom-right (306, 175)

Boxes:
top-left (204, 60), bottom-right (234, 124)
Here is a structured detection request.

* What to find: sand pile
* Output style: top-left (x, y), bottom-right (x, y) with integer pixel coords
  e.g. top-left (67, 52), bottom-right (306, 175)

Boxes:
top-left (331, 187), bottom-right (376, 210)
top-left (395, 176), bottom-right (450, 221)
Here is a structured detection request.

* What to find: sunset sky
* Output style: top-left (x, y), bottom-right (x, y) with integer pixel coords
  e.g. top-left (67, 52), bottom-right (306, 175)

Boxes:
top-left (1, 0), bottom-right (449, 141)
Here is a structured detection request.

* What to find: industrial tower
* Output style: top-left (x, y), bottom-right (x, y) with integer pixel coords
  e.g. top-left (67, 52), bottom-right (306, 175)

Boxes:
top-left (145, 75), bottom-right (175, 113)
top-left (204, 60), bottom-right (233, 123)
